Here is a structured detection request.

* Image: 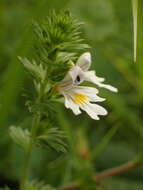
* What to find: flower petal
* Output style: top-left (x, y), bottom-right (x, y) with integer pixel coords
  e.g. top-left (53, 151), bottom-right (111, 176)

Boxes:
top-left (69, 66), bottom-right (85, 84)
top-left (84, 71), bottom-right (118, 92)
top-left (71, 86), bottom-right (105, 102)
top-left (80, 102), bottom-right (107, 120)
top-left (88, 103), bottom-right (108, 116)
top-left (79, 102), bottom-right (99, 120)
top-left (59, 66), bottom-right (84, 91)
top-left (59, 74), bottom-right (73, 91)
top-left (63, 94), bottom-right (81, 115)
top-left (72, 86), bottom-right (99, 94)
top-left (76, 52), bottom-right (91, 71)
top-left (84, 71), bottom-right (105, 83)
top-left (95, 82), bottom-right (118, 92)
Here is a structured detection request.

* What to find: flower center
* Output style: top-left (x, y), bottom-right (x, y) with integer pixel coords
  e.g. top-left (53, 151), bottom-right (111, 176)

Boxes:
top-left (76, 75), bottom-right (80, 82)
top-left (72, 93), bottom-right (87, 104)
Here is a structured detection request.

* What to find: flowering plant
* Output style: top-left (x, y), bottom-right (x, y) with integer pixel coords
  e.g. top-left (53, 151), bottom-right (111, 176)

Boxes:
top-left (9, 11), bottom-right (118, 190)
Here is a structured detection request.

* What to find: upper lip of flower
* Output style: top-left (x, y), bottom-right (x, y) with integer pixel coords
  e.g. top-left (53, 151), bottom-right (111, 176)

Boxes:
top-left (59, 52), bottom-right (118, 93)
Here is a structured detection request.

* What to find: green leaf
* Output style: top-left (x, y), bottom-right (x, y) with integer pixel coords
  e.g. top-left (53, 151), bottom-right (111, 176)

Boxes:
top-left (33, 11), bottom-right (90, 83)
top-left (0, 187), bottom-right (11, 190)
top-left (37, 127), bottom-right (67, 153)
top-left (27, 180), bottom-right (56, 190)
top-left (18, 57), bottom-right (47, 83)
top-left (9, 126), bottom-right (31, 151)
top-left (33, 11), bottom-right (89, 53)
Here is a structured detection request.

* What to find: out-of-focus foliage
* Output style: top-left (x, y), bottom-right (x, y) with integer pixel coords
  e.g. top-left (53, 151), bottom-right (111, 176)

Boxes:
top-left (0, 0), bottom-right (143, 190)
top-left (27, 180), bottom-right (56, 190)
top-left (10, 126), bottom-right (31, 151)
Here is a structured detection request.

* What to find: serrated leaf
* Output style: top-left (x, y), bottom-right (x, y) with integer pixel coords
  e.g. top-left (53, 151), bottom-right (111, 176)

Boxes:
top-left (33, 11), bottom-right (90, 83)
top-left (27, 180), bottom-right (56, 190)
top-left (18, 57), bottom-right (47, 82)
top-left (9, 126), bottom-right (31, 151)
top-left (37, 127), bottom-right (67, 153)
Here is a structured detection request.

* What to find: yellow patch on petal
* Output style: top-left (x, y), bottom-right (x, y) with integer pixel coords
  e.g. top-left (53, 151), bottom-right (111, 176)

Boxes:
top-left (72, 93), bottom-right (87, 104)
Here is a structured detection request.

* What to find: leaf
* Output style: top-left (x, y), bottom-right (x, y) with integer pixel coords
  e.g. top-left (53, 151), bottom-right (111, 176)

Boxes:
top-left (37, 127), bottom-right (67, 153)
top-left (18, 57), bottom-right (47, 83)
top-left (0, 187), bottom-right (11, 190)
top-left (33, 11), bottom-right (90, 83)
top-left (27, 180), bottom-right (56, 190)
top-left (9, 126), bottom-right (31, 151)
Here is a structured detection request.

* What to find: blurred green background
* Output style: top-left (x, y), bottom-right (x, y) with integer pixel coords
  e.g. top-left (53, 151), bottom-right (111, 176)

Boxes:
top-left (0, 0), bottom-right (143, 189)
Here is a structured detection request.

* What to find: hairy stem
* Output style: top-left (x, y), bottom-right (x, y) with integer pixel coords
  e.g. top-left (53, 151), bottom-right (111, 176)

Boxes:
top-left (20, 113), bottom-right (41, 190)
top-left (20, 79), bottom-right (47, 190)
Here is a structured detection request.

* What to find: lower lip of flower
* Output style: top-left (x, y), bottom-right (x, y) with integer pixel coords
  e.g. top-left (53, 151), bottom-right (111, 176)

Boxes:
top-left (72, 93), bottom-right (87, 104)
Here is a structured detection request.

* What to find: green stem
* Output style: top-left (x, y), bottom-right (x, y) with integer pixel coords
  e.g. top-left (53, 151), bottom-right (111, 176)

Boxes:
top-left (90, 124), bottom-right (120, 159)
top-left (20, 113), bottom-right (41, 190)
top-left (95, 159), bottom-right (140, 182)
top-left (20, 79), bottom-right (46, 190)
top-left (132, 0), bottom-right (138, 63)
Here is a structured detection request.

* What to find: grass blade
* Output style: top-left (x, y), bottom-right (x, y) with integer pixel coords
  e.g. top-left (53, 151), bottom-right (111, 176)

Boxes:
top-left (132, 0), bottom-right (138, 63)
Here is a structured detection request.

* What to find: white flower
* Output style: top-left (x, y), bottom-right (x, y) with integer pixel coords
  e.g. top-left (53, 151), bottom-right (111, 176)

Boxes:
top-left (58, 52), bottom-right (118, 120)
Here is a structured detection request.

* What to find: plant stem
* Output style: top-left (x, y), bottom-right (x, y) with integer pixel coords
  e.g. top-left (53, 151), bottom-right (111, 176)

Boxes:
top-left (95, 160), bottom-right (140, 182)
top-left (90, 125), bottom-right (120, 159)
top-left (20, 113), bottom-right (41, 190)
top-left (20, 79), bottom-right (46, 190)
top-left (132, 0), bottom-right (138, 63)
